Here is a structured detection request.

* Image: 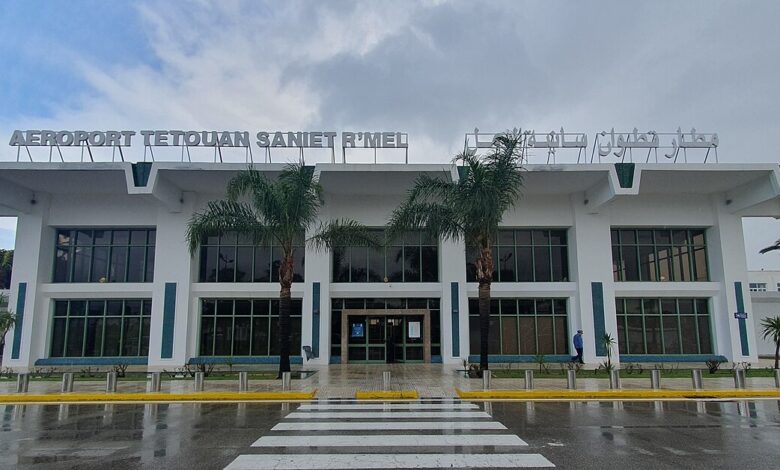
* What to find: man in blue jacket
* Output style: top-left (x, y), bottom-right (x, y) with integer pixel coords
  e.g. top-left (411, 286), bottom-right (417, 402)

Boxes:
top-left (573, 330), bottom-right (584, 364)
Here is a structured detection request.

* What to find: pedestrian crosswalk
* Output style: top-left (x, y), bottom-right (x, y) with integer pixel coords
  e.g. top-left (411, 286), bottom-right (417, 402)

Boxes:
top-left (224, 400), bottom-right (555, 469)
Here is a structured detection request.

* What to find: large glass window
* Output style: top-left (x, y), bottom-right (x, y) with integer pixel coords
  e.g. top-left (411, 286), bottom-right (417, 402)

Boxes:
top-left (50, 299), bottom-right (151, 357)
top-left (198, 232), bottom-right (304, 283)
top-left (611, 228), bottom-right (708, 282)
top-left (468, 298), bottom-right (569, 355)
top-left (615, 297), bottom-right (712, 355)
top-left (53, 229), bottom-right (156, 283)
top-left (466, 229), bottom-right (569, 282)
top-left (199, 298), bottom-right (302, 356)
top-left (332, 230), bottom-right (438, 283)
top-left (330, 298), bottom-right (441, 359)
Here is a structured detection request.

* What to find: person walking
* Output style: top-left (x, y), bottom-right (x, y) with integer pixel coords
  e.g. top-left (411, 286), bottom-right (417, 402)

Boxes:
top-left (573, 330), bottom-right (584, 364)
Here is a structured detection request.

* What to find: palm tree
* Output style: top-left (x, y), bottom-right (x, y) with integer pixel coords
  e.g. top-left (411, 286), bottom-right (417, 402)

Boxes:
top-left (388, 131), bottom-right (525, 372)
top-left (761, 316), bottom-right (780, 369)
top-left (187, 164), bottom-right (374, 376)
top-left (759, 240), bottom-right (780, 254)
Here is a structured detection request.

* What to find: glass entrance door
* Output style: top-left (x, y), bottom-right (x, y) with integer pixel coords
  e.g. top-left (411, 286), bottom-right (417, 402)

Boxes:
top-left (346, 315), bottom-right (426, 363)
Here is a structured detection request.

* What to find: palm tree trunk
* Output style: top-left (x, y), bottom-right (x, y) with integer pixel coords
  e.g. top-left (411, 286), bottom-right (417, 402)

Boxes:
top-left (775, 342), bottom-right (779, 370)
top-left (277, 253), bottom-right (294, 377)
top-left (478, 281), bottom-right (491, 372)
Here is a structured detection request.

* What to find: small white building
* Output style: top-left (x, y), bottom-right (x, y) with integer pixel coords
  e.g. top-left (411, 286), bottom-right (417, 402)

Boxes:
top-left (1, 158), bottom-right (779, 371)
top-left (748, 270), bottom-right (780, 357)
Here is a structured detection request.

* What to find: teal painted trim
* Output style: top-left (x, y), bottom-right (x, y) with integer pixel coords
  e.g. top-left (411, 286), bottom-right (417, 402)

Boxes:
top-left (131, 162), bottom-right (152, 187)
top-left (468, 355), bottom-right (572, 363)
top-left (432, 355), bottom-right (442, 363)
top-left (451, 282), bottom-right (460, 357)
top-left (312, 282), bottom-right (320, 357)
top-left (620, 355), bottom-right (727, 363)
top-left (330, 356), bottom-right (341, 364)
top-left (735, 281), bottom-right (750, 356)
top-left (614, 163), bottom-right (635, 188)
top-left (11, 283), bottom-right (26, 360)
top-left (591, 282), bottom-right (606, 356)
top-left (36, 357), bottom-right (148, 366)
top-left (161, 283), bottom-right (176, 359)
top-left (189, 356), bottom-right (303, 365)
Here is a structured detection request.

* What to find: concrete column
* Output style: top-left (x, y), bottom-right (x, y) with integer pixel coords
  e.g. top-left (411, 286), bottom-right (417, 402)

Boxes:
top-left (1, 197), bottom-right (53, 371)
top-left (302, 224), bottom-right (331, 365)
top-left (708, 198), bottom-right (758, 362)
top-left (439, 238), bottom-right (469, 364)
top-left (146, 195), bottom-right (195, 370)
top-left (569, 193), bottom-right (619, 366)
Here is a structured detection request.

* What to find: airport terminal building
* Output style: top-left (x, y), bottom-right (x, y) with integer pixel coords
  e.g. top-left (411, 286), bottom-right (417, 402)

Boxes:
top-left (1, 129), bottom-right (779, 371)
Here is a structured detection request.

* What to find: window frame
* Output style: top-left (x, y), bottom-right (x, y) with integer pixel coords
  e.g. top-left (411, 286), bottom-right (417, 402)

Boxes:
top-left (611, 228), bottom-right (709, 282)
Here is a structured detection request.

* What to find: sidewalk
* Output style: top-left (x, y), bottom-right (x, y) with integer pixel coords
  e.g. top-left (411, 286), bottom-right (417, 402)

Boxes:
top-left (0, 364), bottom-right (777, 399)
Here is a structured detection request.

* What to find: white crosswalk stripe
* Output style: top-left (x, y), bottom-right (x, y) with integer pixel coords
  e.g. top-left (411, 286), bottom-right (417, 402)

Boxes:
top-left (224, 401), bottom-right (555, 469)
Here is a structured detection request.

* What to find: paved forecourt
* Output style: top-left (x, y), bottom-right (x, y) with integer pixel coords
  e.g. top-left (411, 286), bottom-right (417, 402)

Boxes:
top-left (224, 400), bottom-right (555, 469)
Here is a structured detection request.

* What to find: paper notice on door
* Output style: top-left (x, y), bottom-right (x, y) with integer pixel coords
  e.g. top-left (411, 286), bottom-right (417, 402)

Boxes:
top-left (408, 321), bottom-right (421, 339)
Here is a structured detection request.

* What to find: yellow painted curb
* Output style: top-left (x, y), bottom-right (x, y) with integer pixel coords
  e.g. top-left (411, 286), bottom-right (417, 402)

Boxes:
top-left (355, 390), bottom-right (419, 399)
top-left (0, 390), bottom-right (317, 404)
top-left (455, 388), bottom-right (780, 400)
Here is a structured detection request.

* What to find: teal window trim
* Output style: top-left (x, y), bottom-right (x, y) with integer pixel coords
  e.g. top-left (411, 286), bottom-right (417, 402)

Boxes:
top-left (451, 282), bottom-right (460, 357)
top-left (312, 282), bottom-right (320, 357)
top-left (11, 283), bottom-right (26, 359)
top-left (592, 282), bottom-right (606, 356)
top-left (161, 283), bottom-right (176, 359)
top-left (735, 282), bottom-right (750, 356)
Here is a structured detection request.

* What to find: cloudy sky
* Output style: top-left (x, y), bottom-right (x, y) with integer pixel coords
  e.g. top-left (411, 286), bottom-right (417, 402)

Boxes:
top-left (1, 0), bottom-right (780, 267)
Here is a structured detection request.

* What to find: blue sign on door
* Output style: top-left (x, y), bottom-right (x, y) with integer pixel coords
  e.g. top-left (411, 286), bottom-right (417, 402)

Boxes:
top-left (351, 323), bottom-right (365, 338)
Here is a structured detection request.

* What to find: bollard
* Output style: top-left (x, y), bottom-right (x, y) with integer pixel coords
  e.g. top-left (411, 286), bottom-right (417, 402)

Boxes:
top-left (61, 372), bottom-right (74, 393)
top-left (734, 368), bottom-right (746, 389)
top-left (609, 370), bottom-right (621, 389)
top-left (650, 369), bottom-right (661, 389)
top-left (106, 372), bottom-right (117, 393)
top-left (239, 371), bottom-right (248, 392)
top-left (566, 369), bottom-right (577, 389)
top-left (149, 372), bottom-right (161, 392)
top-left (774, 369), bottom-right (780, 389)
top-left (194, 372), bottom-right (204, 391)
top-left (16, 373), bottom-right (29, 393)
top-left (281, 371), bottom-right (292, 391)
top-left (691, 369), bottom-right (703, 390)
top-left (382, 371), bottom-right (391, 390)
top-left (482, 370), bottom-right (492, 390)
top-left (524, 370), bottom-right (534, 390)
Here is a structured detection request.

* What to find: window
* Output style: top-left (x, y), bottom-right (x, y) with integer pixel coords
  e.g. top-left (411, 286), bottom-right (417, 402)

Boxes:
top-left (332, 230), bottom-right (438, 283)
top-left (749, 283), bottom-right (768, 292)
top-left (468, 298), bottom-right (569, 356)
top-left (615, 297), bottom-right (712, 355)
top-left (199, 298), bottom-right (302, 356)
top-left (50, 299), bottom-right (151, 357)
top-left (198, 232), bottom-right (304, 283)
top-left (330, 298), bottom-right (441, 359)
top-left (611, 228), bottom-right (708, 282)
top-left (466, 229), bottom-right (568, 282)
top-left (53, 229), bottom-right (156, 283)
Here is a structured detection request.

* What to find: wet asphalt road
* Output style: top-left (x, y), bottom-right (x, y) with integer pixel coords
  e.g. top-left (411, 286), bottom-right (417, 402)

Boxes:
top-left (0, 400), bottom-right (778, 469)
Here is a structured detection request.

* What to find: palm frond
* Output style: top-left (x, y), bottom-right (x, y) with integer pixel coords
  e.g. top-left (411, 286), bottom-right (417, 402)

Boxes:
top-left (761, 316), bottom-right (780, 342)
top-left (387, 201), bottom-right (462, 243)
top-left (308, 219), bottom-right (379, 251)
top-left (186, 200), bottom-right (273, 255)
top-left (760, 239), bottom-right (780, 254)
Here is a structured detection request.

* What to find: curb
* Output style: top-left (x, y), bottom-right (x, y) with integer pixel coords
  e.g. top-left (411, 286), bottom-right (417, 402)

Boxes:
top-left (0, 390), bottom-right (318, 404)
top-left (455, 388), bottom-right (780, 400)
top-left (355, 390), bottom-right (419, 399)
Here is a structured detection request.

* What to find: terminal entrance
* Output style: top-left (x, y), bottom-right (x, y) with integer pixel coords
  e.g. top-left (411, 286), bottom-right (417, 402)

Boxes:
top-left (340, 309), bottom-right (431, 364)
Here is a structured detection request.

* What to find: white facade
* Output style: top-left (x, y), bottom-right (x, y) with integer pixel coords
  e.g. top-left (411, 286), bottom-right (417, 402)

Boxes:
top-left (748, 270), bottom-right (780, 357)
top-left (1, 161), bottom-right (780, 371)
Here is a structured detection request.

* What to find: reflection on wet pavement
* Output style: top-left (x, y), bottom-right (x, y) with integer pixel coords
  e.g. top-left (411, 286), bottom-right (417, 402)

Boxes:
top-left (0, 400), bottom-right (777, 469)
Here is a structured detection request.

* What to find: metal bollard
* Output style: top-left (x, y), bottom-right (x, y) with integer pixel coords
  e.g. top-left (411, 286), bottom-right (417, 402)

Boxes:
top-left (16, 373), bottom-right (29, 393)
top-left (566, 369), bottom-right (577, 389)
top-left (482, 370), bottom-right (492, 390)
top-left (106, 372), bottom-right (117, 393)
top-left (149, 372), bottom-right (161, 392)
top-left (609, 370), bottom-right (621, 389)
top-left (691, 369), bottom-right (703, 390)
top-left (61, 372), bottom-right (74, 393)
top-left (774, 369), bottom-right (780, 389)
top-left (239, 371), bottom-right (249, 392)
top-left (281, 371), bottom-right (292, 391)
top-left (194, 372), bottom-right (204, 391)
top-left (734, 368), bottom-right (746, 389)
top-left (650, 369), bottom-right (661, 389)
top-left (524, 370), bottom-right (534, 390)
top-left (382, 371), bottom-right (391, 390)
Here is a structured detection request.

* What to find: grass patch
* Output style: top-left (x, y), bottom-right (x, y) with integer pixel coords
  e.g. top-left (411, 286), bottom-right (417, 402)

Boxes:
top-left (489, 368), bottom-right (777, 379)
top-left (0, 371), bottom-right (310, 382)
